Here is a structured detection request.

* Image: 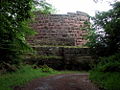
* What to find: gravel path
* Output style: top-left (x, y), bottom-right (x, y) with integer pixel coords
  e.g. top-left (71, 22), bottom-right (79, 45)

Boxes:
top-left (14, 73), bottom-right (99, 90)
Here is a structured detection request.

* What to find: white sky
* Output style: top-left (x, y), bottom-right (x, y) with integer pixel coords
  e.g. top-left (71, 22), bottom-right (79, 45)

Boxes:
top-left (46, 0), bottom-right (120, 16)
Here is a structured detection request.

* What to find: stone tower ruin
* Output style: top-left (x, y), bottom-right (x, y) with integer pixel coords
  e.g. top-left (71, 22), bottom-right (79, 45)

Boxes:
top-left (28, 11), bottom-right (89, 46)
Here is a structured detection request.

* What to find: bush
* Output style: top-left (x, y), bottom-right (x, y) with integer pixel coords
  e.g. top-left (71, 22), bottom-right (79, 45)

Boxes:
top-left (90, 71), bottom-right (120, 90)
top-left (90, 53), bottom-right (120, 90)
top-left (39, 65), bottom-right (55, 73)
top-left (99, 53), bottom-right (120, 64)
top-left (93, 53), bottom-right (120, 72)
top-left (96, 62), bottom-right (120, 72)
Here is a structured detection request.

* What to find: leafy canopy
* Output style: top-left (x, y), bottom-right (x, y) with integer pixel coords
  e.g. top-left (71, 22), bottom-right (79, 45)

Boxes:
top-left (85, 2), bottom-right (120, 56)
top-left (0, 0), bottom-right (54, 71)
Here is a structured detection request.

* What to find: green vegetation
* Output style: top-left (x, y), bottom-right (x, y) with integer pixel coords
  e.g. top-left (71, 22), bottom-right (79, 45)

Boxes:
top-left (0, 65), bottom-right (56, 90)
top-left (90, 71), bottom-right (120, 90)
top-left (28, 55), bottom-right (63, 59)
top-left (95, 53), bottom-right (120, 72)
top-left (84, 2), bottom-right (120, 90)
top-left (89, 49), bottom-right (120, 90)
top-left (0, 0), bottom-right (35, 72)
top-left (0, 65), bottom-right (83, 90)
top-left (1, 0), bottom-right (120, 90)
top-left (89, 53), bottom-right (120, 90)
top-left (32, 0), bottom-right (56, 14)
top-left (85, 2), bottom-right (120, 57)
top-left (0, 0), bottom-right (55, 72)
top-left (32, 45), bottom-right (88, 48)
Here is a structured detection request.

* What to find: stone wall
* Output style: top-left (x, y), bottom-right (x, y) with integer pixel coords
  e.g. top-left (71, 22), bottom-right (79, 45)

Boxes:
top-left (26, 47), bottom-right (93, 70)
top-left (28, 11), bottom-right (89, 46)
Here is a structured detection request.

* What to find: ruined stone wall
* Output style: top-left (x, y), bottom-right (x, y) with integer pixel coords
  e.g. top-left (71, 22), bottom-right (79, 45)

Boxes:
top-left (28, 11), bottom-right (89, 46)
top-left (26, 46), bottom-right (93, 70)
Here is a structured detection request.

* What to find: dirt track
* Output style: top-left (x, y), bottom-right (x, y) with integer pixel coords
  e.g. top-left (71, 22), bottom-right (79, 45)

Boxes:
top-left (14, 73), bottom-right (99, 90)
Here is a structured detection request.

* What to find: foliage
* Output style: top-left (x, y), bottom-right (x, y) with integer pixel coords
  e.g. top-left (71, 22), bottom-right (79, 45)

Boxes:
top-left (92, 53), bottom-right (120, 72)
top-left (0, 0), bottom-right (55, 72)
top-left (32, 0), bottom-right (56, 14)
top-left (85, 2), bottom-right (120, 90)
top-left (90, 71), bottom-right (120, 90)
top-left (0, 65), bottom-right (57, 90)
top-left (97, 62), bottom-right (120, 72)
top-left (32, 45), bottom-right (87, 48)
top-left (90, 53), bottom-right (120, 90)
top-left (98, 53), bottom-right (120, 64)
top-left (28, 55), bottom-right (63, 59)
top-left (85, 2), bottom-right (120, 57)
top-left (0, 65), bottom-right (82, 90)
top-left (0, 0), bottom-right (35, 71)
top-left (93, 0), bottom-right (119, 3)
top-left (40, 64), bottom-right (55, 73)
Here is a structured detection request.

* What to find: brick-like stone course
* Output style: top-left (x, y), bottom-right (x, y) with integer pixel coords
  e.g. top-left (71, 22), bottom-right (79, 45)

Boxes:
top-left (28, 11), bottom-right (89, 46)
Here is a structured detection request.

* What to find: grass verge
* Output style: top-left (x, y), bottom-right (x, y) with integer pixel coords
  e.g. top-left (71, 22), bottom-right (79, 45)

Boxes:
top-left (0, 65), bottom-right (83, 90)
top-left (89, 71), bottom-right (120, 90)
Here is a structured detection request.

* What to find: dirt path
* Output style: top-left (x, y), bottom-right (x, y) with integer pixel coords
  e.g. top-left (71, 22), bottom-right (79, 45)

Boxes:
top-left (14, 73), bottom-right (99, 90)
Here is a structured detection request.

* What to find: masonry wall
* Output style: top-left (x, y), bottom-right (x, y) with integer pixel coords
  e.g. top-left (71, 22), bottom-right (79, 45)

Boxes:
top-left (28, 11), bottom-right (89, 46)
top-left (25, 47), bottom-right (93, 70)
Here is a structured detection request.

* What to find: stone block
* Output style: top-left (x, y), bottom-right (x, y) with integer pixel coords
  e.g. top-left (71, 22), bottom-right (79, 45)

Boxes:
top-left (28, 11), bottom-right (89, 46)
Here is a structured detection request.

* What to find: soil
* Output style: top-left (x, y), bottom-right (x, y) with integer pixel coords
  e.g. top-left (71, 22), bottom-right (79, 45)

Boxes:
top-left (14, 73), bottom-right (100, 90)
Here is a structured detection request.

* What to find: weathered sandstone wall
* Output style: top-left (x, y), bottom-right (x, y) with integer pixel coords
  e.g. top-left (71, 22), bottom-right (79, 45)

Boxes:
top-left (28, 11), bottom-right (89, 46)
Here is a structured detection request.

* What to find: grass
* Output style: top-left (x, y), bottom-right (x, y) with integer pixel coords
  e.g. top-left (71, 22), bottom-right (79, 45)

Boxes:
top-left (0, 65), bottom-right (83, 90)
top-left (60, 70), bottom-right (88, 74)
top-left (29, 55), bottom-right (63, 59)
top-left (89, 71), bottom-right (120, 90)
top-left (32, 45), bottom-right (88, 48)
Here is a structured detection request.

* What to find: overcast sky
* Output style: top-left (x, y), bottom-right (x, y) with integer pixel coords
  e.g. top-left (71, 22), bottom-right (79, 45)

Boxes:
top-left (46, 0), bottom-right (120, 16)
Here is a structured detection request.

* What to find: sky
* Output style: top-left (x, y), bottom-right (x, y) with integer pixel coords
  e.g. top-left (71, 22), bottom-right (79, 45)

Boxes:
top-left (46, 0), bottom-right (120, 16)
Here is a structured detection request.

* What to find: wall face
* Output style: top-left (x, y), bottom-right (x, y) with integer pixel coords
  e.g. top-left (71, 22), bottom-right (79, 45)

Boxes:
top-left (28, 11), bottom-right (89, 46)
top-left (26, 47), bottom-right (93, 70)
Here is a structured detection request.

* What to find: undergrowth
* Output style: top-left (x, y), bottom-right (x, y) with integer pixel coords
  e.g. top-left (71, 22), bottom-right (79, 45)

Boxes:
top-left (90, 71), bottom-right (120, 90)
top-left (90, 53), bottom-right (120, 90)
top-left (0, 65), bottom-right (59, 90)
top-left (0, 65), bottom-right (82, 90)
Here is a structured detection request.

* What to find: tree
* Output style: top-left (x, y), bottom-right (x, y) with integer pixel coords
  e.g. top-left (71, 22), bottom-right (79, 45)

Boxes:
top-left (32, 0), bottom-right (56, 14)
top-left (85, 2), bottom-right (120, 57)
top-left (0, 0), bottom-right (53, 71)
top-left (0, 0), bottom-right (34, 71)
top-left (93, 0), bottom-right (118, 3)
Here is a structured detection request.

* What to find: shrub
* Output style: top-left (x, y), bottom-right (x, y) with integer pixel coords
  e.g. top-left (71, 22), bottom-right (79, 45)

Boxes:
top-left (39, 65), bottom-right (55, 73)
top-left (99, 53), bottom-right (120, 64)
top-left (90, 71), bottom-right (120, 90)
top-left (96, 62), bottom-right (120, 72)
top-left (92, 53), bottom-right (120, 72)
top-left (90, 53), bottom-right (120, 90)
